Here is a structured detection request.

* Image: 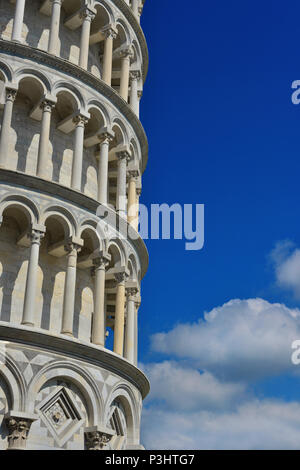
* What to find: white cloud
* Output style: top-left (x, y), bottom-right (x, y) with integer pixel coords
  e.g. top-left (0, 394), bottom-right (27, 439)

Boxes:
top-left (141, 361), bottom-right (245, 412)
top-left (151, 298), bottom-right (300, 381)
top-left (140, 246), bottom-right (300, 449)
top-left (141, 400), bottom-right (300, 450)
top-left (271, 240), bottom-right (300, 298)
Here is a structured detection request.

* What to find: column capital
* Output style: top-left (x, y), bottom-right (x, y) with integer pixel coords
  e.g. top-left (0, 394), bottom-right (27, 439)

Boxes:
top-left (51, 0), bottom-right (62, 5)
top-left (126, 288), bottom-right (139, 301)
top-left (40, 98), bottom-right (56, 112)
top-left (98, 127), bottom-right (115, 145)
top-left (84, 426), bottom-right (115, 450)
top-left (80, 7), bottom-right (96, 22)
top-left (127, 169), bottom-right (139, 179)
top-left (114, 270), bottom-right (129, 285)
top-left (116, 148), bottom-right (131, 162)
top-left (5, 87), bottom-right (17, 102)
top-left (73, 114), bottom-right (89, 127)
top-left (130, 70), bottom-right (141, 82)
top-left (126, 280), bottom-right (139, 299)
top-left (92, 250), bottom-right (111, 269)
top-left (102, 24), bottom-right (118, 40)
top-left (5, 411), bottom-right (38, 450)
top-left (64, 236), bottom-right (84, 254)
top-left (119, 46), bottom-right (134, 61)
top-left (29, 228), bottom-right (45, 245)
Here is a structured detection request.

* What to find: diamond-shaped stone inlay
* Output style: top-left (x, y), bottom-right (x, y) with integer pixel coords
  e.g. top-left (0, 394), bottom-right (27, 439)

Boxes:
top-left (45, 402), bottom-right (68, 429)
top-left (36, 386), bottom-right (84, 447)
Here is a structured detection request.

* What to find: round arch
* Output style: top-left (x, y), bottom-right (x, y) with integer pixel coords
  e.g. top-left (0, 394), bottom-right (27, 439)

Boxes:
top-left (15, 68), bottom-right (51, 94)
top-left (107, 238), bottom-right (126, 268)
top-left (53, 82), bottom-right (84, 111)
top-left (129, 138), bottom-right (140, 166)
top-left (92, 1), bottom-right (114, 29)
top-left (111, 118), bottom-right (129, 147)
top-left (0, 60), bottom-right (13, 83)
top-left (87, 100), bottom-right (110, 127)
top-left (85, 103), bottom-right (108, 138)
top-left (0, 196), bottom-right (39, 226)
top-left (41, 205), bottom-right (77, 238)
top-left (114, 19), bottom-right (131, 47)
top-left (0, 350), bottom-right (26, 412)
top-left (79, 224), bottom-right (103, 254)
top-left (105, 383), bottom-right (139, 445)
top-left (131, 40), bottom-right (142, 68)
top-left (26, 361), bottom-right (103, 426)
top-left (128, 253), bottom-right (138, 281)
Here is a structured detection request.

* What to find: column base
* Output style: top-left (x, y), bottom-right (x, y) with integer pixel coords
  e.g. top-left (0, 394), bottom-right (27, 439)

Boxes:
top-left (61, 331), bottom-right (73, 337)
top-left (21, 321), bottom-right (34, 327)
top-left (11, 38), bottom-right (25, 44)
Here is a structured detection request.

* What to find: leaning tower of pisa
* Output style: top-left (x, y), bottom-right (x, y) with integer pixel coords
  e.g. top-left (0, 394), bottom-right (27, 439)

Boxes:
top-left (0, 0), bottom-right (149, 450)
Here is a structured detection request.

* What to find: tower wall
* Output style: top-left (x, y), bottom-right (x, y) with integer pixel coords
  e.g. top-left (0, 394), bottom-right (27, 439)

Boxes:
top-left (0, 0), bottom-right (148, 450)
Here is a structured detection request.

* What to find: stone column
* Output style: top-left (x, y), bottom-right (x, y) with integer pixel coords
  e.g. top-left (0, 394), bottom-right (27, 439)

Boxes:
top-left (116, 150), bottom-right (130, 219)
top-left (136, 90), bottom-right (142, 119)
top-left (0, 88), bottom-right (17, 168)
top-left (138, 5), bottom-right (143, 24)
top-left (48, 0), bottom-right (62, 55)
top-left (102, 28), bottom-right (117, 86)
top-left (92, 252), bottom-right (111, 346)
top-left (11, 0), bottom-right (26, 43)
top-left (113, 272), bottom-right (126, 356)
top-left (119, 48), bottom-right (133, 102)
top-left (71, 114), bottom-right (88, 191)
top-left (125, 287), bottom-right (138, 363)
top-left (22, 227), bottom-right (45, 326)
top-left (132, 0), bottom-right (139, 18)
top-left (134, 296), bottom-right (141, 366)
top-left (5, 412), bottom-right (38, 450)
top-left (129, 71), bottom-right (140, 115)
top-left (79, 8), bottom-right (95, 70)
top-left (127, 170), bottom-right (138, 228)
top-left (61, 240), bottom-right (82, 336)
top-left (96, 130), bottom-right (114, 205)
top-left (36, 99), bottom-right (55, 179)
top-left (135, 186), bottom-right (141, 232)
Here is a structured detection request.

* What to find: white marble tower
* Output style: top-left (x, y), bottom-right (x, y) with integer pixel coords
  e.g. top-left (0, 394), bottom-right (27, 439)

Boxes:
top-left (0, 0), bottom-right (149, 450)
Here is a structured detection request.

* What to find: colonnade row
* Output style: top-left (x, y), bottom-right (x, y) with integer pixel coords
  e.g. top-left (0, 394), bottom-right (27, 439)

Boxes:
top-left (13, 222), bottom-right (140, 364)
top-left (0, 87), bottom-right (141, 230)
top-left (10, 0), bottom-right (143, 104)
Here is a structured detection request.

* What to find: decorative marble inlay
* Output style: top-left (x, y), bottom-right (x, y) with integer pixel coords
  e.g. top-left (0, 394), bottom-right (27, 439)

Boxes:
top-left (37, 387), bottom-right (84, 447)
top-left (45, 402), bottom-right (68, 429)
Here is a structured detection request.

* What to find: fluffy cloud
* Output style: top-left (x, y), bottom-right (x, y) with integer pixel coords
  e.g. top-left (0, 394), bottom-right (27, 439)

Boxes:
top-left (141, 296), bottom-right (300, 449)
top-left (151, 298), bottom-right (300, 381)
top-left (141, 361), bottom-right (246, 412)
top-left (141, 400), bottom-right (300, 450)
top-left (271, 240), bottom-right (300, 298)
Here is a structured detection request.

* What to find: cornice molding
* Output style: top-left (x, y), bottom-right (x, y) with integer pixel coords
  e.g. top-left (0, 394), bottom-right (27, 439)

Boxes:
top-left (0, 168), bottom-right (149, 279)
top-left (0, 39), bottom-right (148, 173)
top-left (0, 322), bottom-right (150, 399)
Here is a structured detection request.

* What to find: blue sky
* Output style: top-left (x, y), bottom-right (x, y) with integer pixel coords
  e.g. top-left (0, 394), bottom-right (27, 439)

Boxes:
top-left (136, 0), bottom-right (300, 449)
